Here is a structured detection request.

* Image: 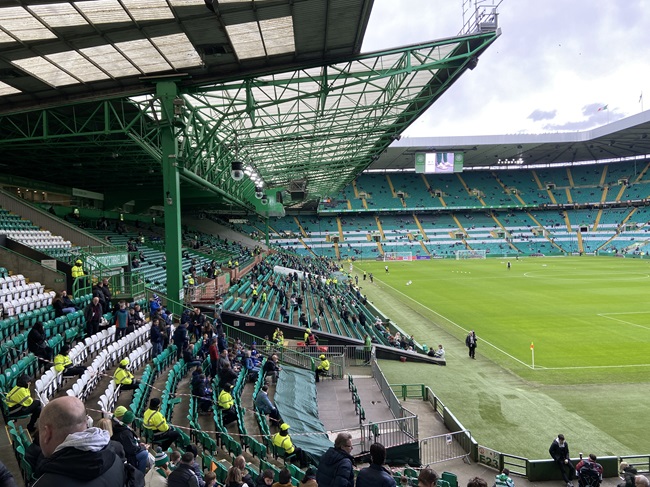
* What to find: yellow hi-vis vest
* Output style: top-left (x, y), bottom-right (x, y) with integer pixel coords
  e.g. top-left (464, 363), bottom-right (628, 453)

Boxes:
top-left (54, 354), bottom-right (73, 373)
top-left (272, 432), bottom-right (295, 455)
top-left (218, 390), bottom-right (234, 410)
top-left (318, 359), bottom-right (330, 372)
top-left (6, 386), bottom-right (33, 408)
top-left (114, 367), bottom-right (134, 385)
top-left (143, 408), bottom-right (169, 432)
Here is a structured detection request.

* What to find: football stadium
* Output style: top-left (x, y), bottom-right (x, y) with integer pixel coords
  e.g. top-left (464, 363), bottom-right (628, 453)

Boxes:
top-left (0, 1), bottom-right (649, 486)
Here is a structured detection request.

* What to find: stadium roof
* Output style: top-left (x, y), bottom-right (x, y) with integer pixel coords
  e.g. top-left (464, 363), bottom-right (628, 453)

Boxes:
top-left (0, 1), bottom-right (501, 213)
top-left (0, 0), bottom-right (374, 115)
top-left (370, 109), bottom-right (650, 172)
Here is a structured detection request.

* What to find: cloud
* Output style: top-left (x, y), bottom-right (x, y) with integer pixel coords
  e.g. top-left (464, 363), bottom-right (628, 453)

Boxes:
top-left (528, 109), bottom-right (557, 121)
top-left (543, 104), bottom-right (625, 131)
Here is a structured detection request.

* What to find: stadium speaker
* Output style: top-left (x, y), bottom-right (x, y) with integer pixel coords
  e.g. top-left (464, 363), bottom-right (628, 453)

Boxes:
top-left (467, 56), bottom-right (479, 70)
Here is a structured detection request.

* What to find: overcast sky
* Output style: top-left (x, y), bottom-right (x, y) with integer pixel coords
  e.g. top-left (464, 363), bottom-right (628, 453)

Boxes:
top-left (362, 0), bottom-right (650, 137)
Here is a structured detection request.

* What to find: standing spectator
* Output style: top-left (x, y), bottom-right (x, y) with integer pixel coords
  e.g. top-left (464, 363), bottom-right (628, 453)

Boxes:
top-left (356, 442), bottom-right (396, 487)
top-left (114, 301), bottom-right (129, 340)
top-left (5, 374), bottom-right (41, 433)
top-left (208, 337), bottom-right (219, 379)
top-left (316, 432), bottom-right (355, 487)
top-left (465, 330), bottom-right (477, 359)
top-left (84, 296), bottom-right (103, 336)
top-left (92, 280), bottom-right (107, 313)
top-left (172, 323), bottom-right (189, 360)
top-left (494, 468), bottom-right (515, 487)
top-left (34, 396), bottom-right (128, 485)
top-left (549, 434), bottom-right (574, 487)
top-left (101, 278), bottom-right (112, 312)
top-left (150, 319), bottom-right (163, 358)
top-left (70, 259), bottom-right (85, 280)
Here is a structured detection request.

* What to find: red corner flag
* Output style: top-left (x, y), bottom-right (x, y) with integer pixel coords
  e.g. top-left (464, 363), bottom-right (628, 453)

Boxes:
top-left (530, 342), bottom-right (534, 350)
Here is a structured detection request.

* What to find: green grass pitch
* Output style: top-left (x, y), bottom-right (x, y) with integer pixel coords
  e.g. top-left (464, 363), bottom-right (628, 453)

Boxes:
top-left (354, 256), bottom-right (650, 458)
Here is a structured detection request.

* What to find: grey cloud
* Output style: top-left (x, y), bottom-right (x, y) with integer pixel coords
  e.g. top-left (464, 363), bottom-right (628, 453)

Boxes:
top-left (543, 105), bottom-right (625, 131)
top-left (528, 109), bottom-right (557, 121)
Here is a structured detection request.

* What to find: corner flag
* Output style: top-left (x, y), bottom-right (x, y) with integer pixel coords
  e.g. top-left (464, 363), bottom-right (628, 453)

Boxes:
top-left (530, 342), bottom-right (535, 369)
top-left (530, 342), bottom-right (534, 350)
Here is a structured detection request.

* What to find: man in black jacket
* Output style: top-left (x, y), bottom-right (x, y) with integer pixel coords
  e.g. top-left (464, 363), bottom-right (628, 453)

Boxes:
top-left (168, 451), bottom-right (200, 487)
top-left (33, 396), bottom-right (132, 487)
top-left (316, 432), bottom-right (355, 487)
top-left (549, 434), bottom-right (574, 487)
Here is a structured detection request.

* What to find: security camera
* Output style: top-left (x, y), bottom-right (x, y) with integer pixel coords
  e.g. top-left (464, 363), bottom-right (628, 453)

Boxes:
top-left (231, 160), bottom-right (244, 181)
top-left (255, 187), bottom-right (264, 199)
top-left (261, 195), bottom-right (268, 205)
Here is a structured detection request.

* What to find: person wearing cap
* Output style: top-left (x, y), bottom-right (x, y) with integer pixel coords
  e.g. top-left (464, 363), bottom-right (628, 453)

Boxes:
top-left (114, 358), bottom-right (140, 390)
top-left (5, 374), bottom-right (41, 433)
top-left (143, 398), bottom-right (181, 451)
top-left (71, 259), bottom-right (85, 279)
top-left (111, 405), bottom-right (128, 428)
top-left (112, 410), bottom-right (150, 473)
top-left (315, 354), bottom-right (330, 383)
top-left (217, 384), bottom-right (237, 425)
top-left (53, 345), bottom-right (86, 378)
top-left (271, 423), bottom-right (308, 468)
top-left (144, 447), bottom-right (171, 487)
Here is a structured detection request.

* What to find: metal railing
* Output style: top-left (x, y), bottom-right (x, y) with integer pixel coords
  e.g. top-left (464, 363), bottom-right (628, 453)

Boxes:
top-left (372, 357), bottom-right (406, 419)
top-left (420, 430), bottom-right (472, 465)
top-left (361, 415), bottom-right (418, 451)
top-left (223, 323), bottom-right (316, 372)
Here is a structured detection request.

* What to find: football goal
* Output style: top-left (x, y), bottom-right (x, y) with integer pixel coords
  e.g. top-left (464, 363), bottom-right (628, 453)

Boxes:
top-left (456, 249), bottom-right (486, 260)
top-left (384, 251), bottom-right (413, 261)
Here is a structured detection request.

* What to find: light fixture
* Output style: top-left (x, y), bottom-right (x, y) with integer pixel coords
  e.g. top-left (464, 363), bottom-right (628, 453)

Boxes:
top-left (231, 160), bottom-right (244, 181)
top-left (255, 186), bottom-right (264, 199)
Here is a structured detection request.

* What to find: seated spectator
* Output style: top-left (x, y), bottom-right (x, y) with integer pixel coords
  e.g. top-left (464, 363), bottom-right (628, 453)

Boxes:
top-left (417, 468), bottom-right (439, 487)
top-left (27, 321), bottom-right (53, 369)
top-left (217, 384), bottom-right (238, 425)
top-left (143, 398), bottom-right (181, 450)
top-left (272, 423), bottom-right (308, 468)
top-left (263, 354), bottom-right (282, 383)
top-left (192, 374), bottom-right (213, 414)
top-left (54, 345), bottom-right (86, 378)
top-left (218, 362), bottom-right (239, 390)
top-left (428, 344), bottom-right (445, 359)
top-left (111, 411), bottom-right (150, 473)
top-left (256, 469), bottom-right (275, 487)
top-left (5, 374), bottom-right (41, 433)
top-left (255, 385), bottom-right (282, 425)
top-left (244, 350), bottom-right (260, 378)
top-left (113, 358), bottom-right (140, 391)
top-left (183, 343), bottom-right (202, 368)
top-left (53, 290), bottom-right (77, 317)
top-left (273, 468), bottom-right (293, 487)
top-left (576, 454), bottom-right (603, 487)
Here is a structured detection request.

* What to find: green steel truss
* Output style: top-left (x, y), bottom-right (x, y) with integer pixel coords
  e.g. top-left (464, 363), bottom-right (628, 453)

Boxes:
top-left (0, 31), bottom-right (498, 211)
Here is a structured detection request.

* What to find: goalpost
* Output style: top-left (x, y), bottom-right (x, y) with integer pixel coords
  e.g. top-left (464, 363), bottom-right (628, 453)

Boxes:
top-left (456, 249), bottom-right (487, 260)
top-left (383, 251), bottom-right (413, 261)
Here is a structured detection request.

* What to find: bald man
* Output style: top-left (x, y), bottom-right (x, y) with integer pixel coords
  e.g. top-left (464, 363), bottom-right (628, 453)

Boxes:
top-left (34, 396), bottom-right (127, 486)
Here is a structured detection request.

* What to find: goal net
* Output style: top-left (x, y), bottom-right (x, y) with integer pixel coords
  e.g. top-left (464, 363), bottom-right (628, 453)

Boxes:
top-left (456, 249), bottom-right (486, 260)
top-left (383, 251), bottom-right (413, 262)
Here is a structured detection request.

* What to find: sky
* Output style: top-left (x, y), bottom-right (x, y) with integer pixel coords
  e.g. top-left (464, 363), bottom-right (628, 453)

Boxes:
top-left (362, 0), bottom-right (650, 137)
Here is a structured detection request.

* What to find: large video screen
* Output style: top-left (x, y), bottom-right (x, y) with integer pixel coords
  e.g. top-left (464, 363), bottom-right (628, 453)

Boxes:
top-left (415, 152), bottom-right (464, 173)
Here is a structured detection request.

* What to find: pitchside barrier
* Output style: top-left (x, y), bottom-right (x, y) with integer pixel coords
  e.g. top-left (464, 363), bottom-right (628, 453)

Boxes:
top-left (394, 384), bottom-right (627, 479)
